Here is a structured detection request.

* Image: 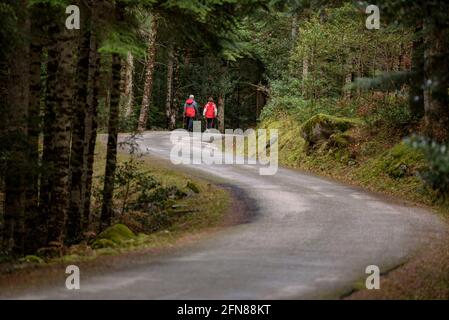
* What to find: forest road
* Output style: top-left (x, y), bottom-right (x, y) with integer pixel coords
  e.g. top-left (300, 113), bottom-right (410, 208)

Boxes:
top-left (11, 131), bottom-right (447, 299)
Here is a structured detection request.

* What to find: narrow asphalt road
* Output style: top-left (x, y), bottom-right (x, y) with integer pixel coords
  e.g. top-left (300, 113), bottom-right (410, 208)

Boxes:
top-left (8, 131), bottom-right (447, 299)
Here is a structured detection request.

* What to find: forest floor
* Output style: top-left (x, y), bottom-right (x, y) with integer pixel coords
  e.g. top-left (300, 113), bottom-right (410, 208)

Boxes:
top-left (0, 138), bottom-right (237, 295)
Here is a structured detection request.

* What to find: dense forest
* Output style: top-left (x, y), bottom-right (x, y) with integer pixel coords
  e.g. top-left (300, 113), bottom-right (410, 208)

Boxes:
top-left (1, 0), bottom-right (449, 263)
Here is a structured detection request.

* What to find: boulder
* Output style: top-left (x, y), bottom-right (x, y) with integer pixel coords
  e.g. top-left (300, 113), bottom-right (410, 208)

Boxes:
top-left (301, 114), bottom-right (359, 147)
top-left (94, 224), bottom-right (135, 245)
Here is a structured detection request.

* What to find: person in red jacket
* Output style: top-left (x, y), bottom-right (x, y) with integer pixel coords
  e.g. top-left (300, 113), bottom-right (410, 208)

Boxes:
top-left (183, 95), bottom-right (198, 132)
top-left (203, 97), bottom-right (218, 130)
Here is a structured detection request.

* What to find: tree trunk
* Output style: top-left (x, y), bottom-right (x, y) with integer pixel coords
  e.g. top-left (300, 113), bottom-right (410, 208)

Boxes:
top-left (165, 43), bottom-right (176, 130)
top-left (38, 45), bottom-right (57, 247)
top-left (138, 14), bottom-right (158, 132)
top-left (172, 48), bottom-right (181, 116)
top-left (24, 16), bottom-right (44, 252)
top-left (423, 19), bottom-right (449, 142)
top-left (3, 2), bottom-right (30, 253)
top-left (122, 51), bottom-right (134, 118)
top-left (46, 25), bottom-right (77, 245)
top-left (67, 9), bottom-right (92, 242)
top-left (291, 14), bottom-right (298, 43)
top-left (100, 53), bottom-right (122, 230)
top-left (302, 57), bottom-right (309, 96)
top-left (218, 94), bottom-right (225, 133)
top-left (82, 33), bottom-right (100, 231)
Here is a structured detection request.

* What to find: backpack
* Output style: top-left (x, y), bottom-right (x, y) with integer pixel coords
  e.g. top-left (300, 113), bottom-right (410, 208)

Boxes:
top-left (185, 99), bottom-right (196, 118)
top-left (204, 102), bottom-right (216, 119)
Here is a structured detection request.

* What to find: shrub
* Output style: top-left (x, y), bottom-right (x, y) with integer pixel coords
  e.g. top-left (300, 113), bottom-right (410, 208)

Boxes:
top-left (405, 136), bottom-right (449, 199)
top-left (364, 95), bottom-right (414, 133)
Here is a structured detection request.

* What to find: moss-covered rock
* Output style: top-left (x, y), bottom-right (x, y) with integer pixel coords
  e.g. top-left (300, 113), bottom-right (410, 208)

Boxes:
top-left (187, 181), bottom-right (200, 194)
top-left (91, 238), bottom-right (118, 249)
top-left (95, 224), bottom-right (136, 245)
top-left (301, 114), bottom-right (359, 147)
top-left (329, 132), bottom-right (352, 148)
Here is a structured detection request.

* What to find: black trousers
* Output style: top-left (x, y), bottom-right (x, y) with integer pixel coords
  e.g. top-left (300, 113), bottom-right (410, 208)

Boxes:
top-left (206, 118), bottom-right (215, 130)
top-left (185, 117), bottom-right (194, 131)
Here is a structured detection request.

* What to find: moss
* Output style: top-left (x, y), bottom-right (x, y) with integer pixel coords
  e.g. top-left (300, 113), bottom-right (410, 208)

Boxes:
top-left (363, 142), bottom-right (424, 179)
top-left (329, 132), bottom-right (352, 148)
top-left (187, 181), bottom-right (200, 194)
top-left (61, 254), bottom-right (80, 263)
top-left (95, 224), bottom-right (136, 245)
top-left (19, 255), bottom-right (45, 264)
top-left (91, 238), bottom-right (119, 249)
top-left (301, 113), bottom-right (360, 146)
top-left (96, 247), bottom-right (120, 256)
top-left (258, 116), bottom-right (306, 167)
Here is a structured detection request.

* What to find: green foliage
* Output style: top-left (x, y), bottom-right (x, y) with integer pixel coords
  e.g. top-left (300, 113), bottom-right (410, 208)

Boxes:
top-left (289, 4), bottom-right (411, 99)
top-left (243, 8), bottom-right (293, 80)
top-left (114, 158), bottom-right (160, 214)
top-left (406, 136), bottom-right (449, 199)
top-left (352, 71), bottom-right (413, 92)
top-left (0, 2), bottom-right (18, 58)
top-left (363, 95), bottom-right (415, 133)
top-left (111, 157), bottom-right (190, 233)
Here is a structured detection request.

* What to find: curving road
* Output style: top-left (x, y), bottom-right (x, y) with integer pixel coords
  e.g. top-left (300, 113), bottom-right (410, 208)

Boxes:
top-left (8, 131), bottom-right (447, 299)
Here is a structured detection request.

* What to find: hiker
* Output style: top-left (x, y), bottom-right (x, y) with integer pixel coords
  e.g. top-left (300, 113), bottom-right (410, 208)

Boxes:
top-left (203, 97), bottom-right (218, 130)
top-left (183, 95), bottom-right (198, 132)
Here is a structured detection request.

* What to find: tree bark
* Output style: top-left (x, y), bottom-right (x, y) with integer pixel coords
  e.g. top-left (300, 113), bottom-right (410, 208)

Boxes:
top-left (165, 43), bottom-right (176, 130)
top-left (24, 14), bottom-right (44, 252)
top-left (3, 2), bottom-right (30, 253)
top-left (218, 94), bottom-right (225, 133)
top-left (291, 14), bottom-right (298, 43)
top-left (67, 6), bottom-right (92, 242)
top-left (100, 53), bottom-right (122, 230)
top-left (172, 49), bottom-right (181, 115)
top-left (302, 57), bottom-right (309, 96)
top-left (423, 19), bottom-right (449, 142)
top-left (138, 14), bottom-right (158, 132)
top-left (81, 9), bottom-right (101, 232)
top-left (46, 25), bottom-right (77, 245)
top-left (122, 51), bottom-right (135, 118)
top-left (39, 44), bottom-right (57, 247)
